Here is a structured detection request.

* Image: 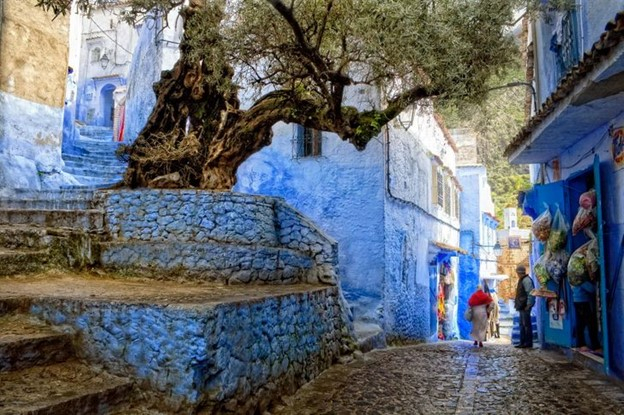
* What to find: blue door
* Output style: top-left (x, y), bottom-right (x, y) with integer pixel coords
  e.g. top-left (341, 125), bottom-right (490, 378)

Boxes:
top-left (524, 182), bottom-right (575, 347)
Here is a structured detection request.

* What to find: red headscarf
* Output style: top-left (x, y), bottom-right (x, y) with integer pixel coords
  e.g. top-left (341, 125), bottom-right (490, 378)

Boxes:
top-left (469, 289), bottom-right (493, 307)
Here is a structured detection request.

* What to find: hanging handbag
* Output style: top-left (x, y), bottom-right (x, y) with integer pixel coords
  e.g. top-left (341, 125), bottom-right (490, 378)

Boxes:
top-left (464, 306), bottom-right (473, 322)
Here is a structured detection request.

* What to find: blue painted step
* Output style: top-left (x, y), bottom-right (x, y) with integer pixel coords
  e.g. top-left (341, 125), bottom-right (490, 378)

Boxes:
top-left (511, 314), bottom-right (539, 345)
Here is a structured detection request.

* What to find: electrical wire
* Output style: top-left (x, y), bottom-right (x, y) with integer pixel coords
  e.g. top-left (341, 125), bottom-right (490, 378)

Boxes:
top-left (547, 128), bottom-right (611, 171)
top-left (89, 17), bottom-right (133, 55)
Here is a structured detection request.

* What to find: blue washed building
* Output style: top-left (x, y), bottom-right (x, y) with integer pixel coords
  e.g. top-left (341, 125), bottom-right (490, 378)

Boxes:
top-left (505, 3), bottom-right (624, 377)
top-left (235, 104), bottom-right (462, 343)
top-left (454, 130), bottom-right (500, 340)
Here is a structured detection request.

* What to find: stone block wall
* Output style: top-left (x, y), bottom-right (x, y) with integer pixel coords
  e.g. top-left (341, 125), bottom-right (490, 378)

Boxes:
top-left (98, 190), bottom-right (279, 246)
top-left (93, 190), bottom-right (339, 285)
top-left (274, 200), bottom-right (339, 285)
top-left (25, 287), bottom-right (348, 414)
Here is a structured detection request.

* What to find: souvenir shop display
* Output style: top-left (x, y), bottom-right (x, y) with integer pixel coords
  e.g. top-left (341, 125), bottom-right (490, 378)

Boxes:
top-left (534, 254), bottom-right (550, 286)
top-left (532, 205), bottom-right (552, 242)
top-left (545, 250), bottom-right (569, 285)
top-left (547, 207), bottom-right (569, 251)
top-left (572, 189), bottom-right (597, 235)
top-left (568, 241), bottom-right (591, 286)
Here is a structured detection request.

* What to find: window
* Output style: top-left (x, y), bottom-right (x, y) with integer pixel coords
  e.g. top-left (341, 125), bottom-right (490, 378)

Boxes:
top-left (453, 189), bottom-right (460, 219)
top-left (436, 170), bottom-right (444, 207)
top-left (444, 180), bottom-right (451, 216)
top-left (295, 125), bottom-right (322, 157)
top-left (90, 47), bottom-right (101, 63)
top-left (551, 10), bottom-right (579, 81)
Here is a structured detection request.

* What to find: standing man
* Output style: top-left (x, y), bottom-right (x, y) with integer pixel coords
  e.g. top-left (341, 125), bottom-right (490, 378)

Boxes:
top-left (514, 265), bottom-right (535, 348)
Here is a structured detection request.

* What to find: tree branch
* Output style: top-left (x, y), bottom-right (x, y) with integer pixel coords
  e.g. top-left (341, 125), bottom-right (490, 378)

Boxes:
top-left (315, 0), bottom-right (334, 49)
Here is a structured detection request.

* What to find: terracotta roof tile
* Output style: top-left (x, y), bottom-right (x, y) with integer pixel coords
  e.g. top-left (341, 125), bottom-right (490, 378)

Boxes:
top-left (504, 10), bottom-right (624, 159)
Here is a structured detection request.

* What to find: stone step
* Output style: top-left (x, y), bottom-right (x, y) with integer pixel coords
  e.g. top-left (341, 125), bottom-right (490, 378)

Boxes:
top-left (63, 160), bottom-right (128, 173)
top-left (0, 209), bottom-right (105, 231)
top-left (78, 126), bottom-right (114, 134)
top-left (71, 174), bottom-right (124, 187)
top-left (100, 241), bottom-right (314, 284)
top-left (64, 165), bottom-right (126, 179)
top-left (71, 146), bottom-right (123, 157)
top-left (63, 158), bottom-right (126, 170)
top-left (79, 134), bottom-right (114, 142)
top-left (0, 248), bottom-right (49, 276)
top-left (3, 189), bottom-right (96, 200)
top-left (60, 183), bottom-right (121, 191)
top-left (0, 313), bottom-right (74, 372)
top-left (73, 138), bottom-right (122, 148)
top-left (0, 197), bottom-right (94, 210)
top-left (63, 153), bottom-right (124, 164)
top-left (0, 225), bottom-right (52, 250)
top-left (0, 360), bottom-right (133, 415)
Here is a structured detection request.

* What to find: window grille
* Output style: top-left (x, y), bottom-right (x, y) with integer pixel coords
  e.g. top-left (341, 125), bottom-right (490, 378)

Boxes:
top-left (294, 125), bottom-right (322, 158)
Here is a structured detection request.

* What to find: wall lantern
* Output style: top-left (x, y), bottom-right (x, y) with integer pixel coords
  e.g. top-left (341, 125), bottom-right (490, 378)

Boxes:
top-left (100, 53), bottom-right (110, 70)
top-left (397, 105), bottom-right (416, 130)
top-left (493, 242), bottom-right (503, 257)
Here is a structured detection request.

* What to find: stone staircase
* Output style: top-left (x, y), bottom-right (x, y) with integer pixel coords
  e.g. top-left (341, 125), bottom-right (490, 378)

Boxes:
top-left (0, 311), bottom-right (132, 414)
top-left (62, 126), bottom-right (127, 189)
top-left (0, 189), bottom-right (104, 276)
top-left (498, 300), bottom-right (514, 338)
top-left (499, 299), bottom-right (539, 346)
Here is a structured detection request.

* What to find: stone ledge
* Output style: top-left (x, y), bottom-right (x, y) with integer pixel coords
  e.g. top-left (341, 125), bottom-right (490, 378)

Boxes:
top-left (0, 274), bottom-right (351, 414)
top-left (100, 241), bottom-right (314, 284)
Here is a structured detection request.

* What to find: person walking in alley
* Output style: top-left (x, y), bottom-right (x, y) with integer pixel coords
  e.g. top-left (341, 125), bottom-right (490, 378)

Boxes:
top-left (514, 265), bottom-right (535, 348)
top-left (488, 286), bottom-right (501, 339)
top-left (468, 284), bottom-right (493, 347)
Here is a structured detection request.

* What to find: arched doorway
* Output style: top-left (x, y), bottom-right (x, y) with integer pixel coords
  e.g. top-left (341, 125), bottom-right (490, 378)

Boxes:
top-left (99, 84), bottom-right (116, 127)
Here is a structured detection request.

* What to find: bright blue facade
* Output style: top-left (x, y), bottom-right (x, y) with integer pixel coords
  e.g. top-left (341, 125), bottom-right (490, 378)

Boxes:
top-left (235, 112), bottom-right (462, 342)
top-left (457, 165), bottom-right (499, 340)
top-left (508, 3), bottom-right (624, 377)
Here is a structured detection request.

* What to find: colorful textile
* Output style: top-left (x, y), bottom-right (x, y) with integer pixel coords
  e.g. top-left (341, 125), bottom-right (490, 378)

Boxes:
top-left (468, 290), bottom-right (493, 307)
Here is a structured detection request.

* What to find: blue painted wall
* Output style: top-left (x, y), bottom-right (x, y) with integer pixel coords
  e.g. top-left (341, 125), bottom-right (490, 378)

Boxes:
top-left (458, 249), bottom-right (479, 339)
top-left (235, 122), bottom-right (387, 328)
top-left (124, 20), bottom-right (163, 144)
top-left (457, 165), bottom-right (494, 340)
top-left (382, 125), bottom-right (461, 340)
top-left (552, 114), bottom-right (624, 377)
top-left (236, 115), bottom-right (461, 340)
top-left (534, 1), bottom-right (624, 105)
top-left (529, 0), bottom-right (624, 377)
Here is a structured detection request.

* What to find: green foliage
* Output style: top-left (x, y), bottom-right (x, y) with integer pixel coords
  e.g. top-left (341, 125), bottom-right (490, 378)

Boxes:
top-left (34, 0), bottom-right (567, 190)
top-left (439, 58), bottom-right (532, 227)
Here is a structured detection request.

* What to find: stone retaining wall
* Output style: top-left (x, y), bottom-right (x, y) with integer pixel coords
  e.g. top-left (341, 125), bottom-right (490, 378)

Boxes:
top-left (97, 190), bottom-right (279, 247)
top-left (94, 190), bottom-right (339, 285)
top-left (24, 287), bottom-right (348, 414)
top-left (275, 200), bottom-right (339, 285)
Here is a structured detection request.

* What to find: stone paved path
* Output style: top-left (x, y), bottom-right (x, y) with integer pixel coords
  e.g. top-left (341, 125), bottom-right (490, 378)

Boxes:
top-left (272, 342), bottom-right (624, 415)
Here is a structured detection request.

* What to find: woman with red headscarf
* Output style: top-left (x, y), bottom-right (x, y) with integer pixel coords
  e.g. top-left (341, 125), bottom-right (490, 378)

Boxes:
top-left (468, 284), bottom-right (494, 347)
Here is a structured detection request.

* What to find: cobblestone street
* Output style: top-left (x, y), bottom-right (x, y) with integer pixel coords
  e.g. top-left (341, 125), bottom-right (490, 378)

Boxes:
top-left (273, 342), bottom-right (624, 415)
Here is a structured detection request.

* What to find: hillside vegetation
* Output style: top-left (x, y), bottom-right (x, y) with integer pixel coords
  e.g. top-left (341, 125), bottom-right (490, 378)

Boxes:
top-left (440, 62), bottom-right (532, 227)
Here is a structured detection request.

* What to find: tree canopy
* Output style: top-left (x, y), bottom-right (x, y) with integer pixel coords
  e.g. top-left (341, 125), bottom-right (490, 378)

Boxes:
top-left (39, 0), bottom-right (539, 190)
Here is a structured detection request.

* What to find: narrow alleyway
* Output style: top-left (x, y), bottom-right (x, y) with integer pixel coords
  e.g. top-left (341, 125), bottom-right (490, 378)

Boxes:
top-left (273, 342), bottom-right (624, 415)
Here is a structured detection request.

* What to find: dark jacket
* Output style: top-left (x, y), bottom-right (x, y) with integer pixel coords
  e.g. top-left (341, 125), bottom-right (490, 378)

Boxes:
top-left (515, 275), bottom-right (535, 311)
